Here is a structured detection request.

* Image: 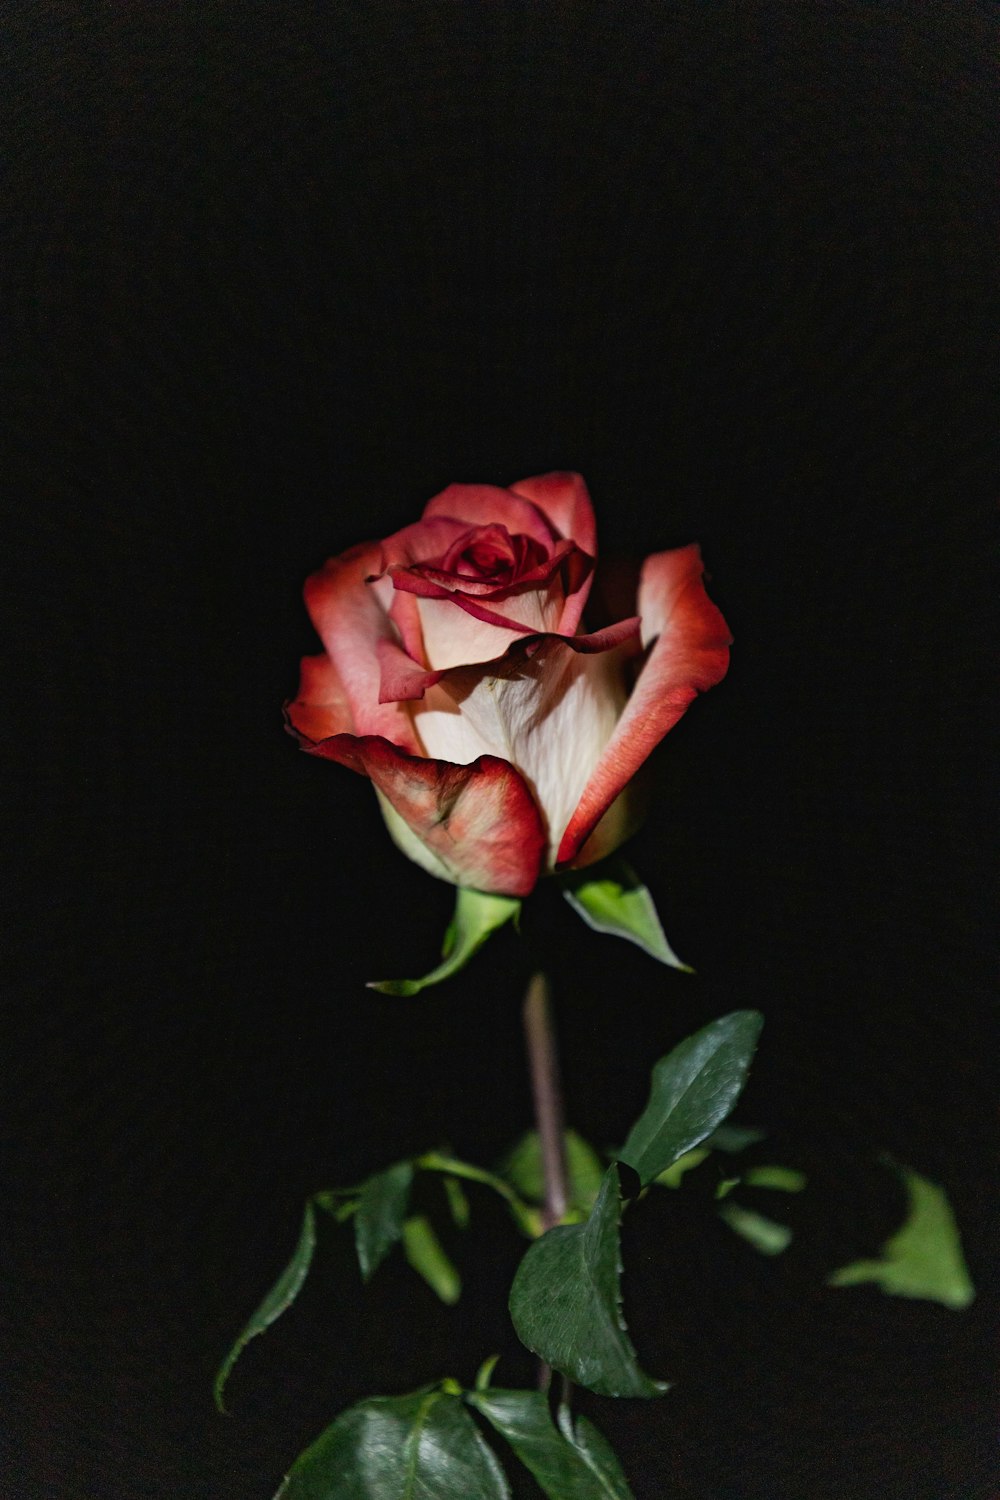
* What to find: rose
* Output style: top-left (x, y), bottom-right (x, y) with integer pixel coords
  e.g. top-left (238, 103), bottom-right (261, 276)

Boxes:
top-left (286, 472), bottom-right (731, 897)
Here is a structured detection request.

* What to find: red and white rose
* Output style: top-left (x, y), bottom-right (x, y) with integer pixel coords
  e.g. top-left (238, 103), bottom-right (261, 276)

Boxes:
top-left (286, 472), bottom-right (731, 897)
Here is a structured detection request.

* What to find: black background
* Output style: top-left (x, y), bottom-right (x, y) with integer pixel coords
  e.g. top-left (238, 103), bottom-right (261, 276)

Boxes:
top-left (6, 3), bottom-right (997, 1497)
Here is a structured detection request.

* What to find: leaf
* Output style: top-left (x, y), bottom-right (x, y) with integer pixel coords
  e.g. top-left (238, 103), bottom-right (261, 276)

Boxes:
top-left (402, 1215), bottom-right (461, 1305)
top-left (619, 1011), bottom-right (764, 1186)
top-left (561, 858), bottom-right (691, 970)
top-left (508, 1164), bottom-right (666, 1397)
top-left (470, 1389), bottom-right (635, 1499)
top-left (416, 1152), bottom-right (541, 1238)
top-left (718, 1202), bottom-right (793, 1256)
top-left (743, 1165), bottom-right (807, 1193)
top-left (827, 1166), bottom-right (975, 1309)
top-left (558, 1408), bottom-right (637, 1500)
top-left (499, 1130), bottom-right (606, 1213)
top-left (354, 1161), bottom-right (414, 1281)
top-left (653, 1146), bottom-right (710, 1189)
top-left (442, 1175), bottom-right (471, 1229)
top-left (368, 887), bottom-right (521, 995)
top-left (275, 1388), bottom-right (510, 1499)
top-left (214, 1200), bottom-right (317, 1412)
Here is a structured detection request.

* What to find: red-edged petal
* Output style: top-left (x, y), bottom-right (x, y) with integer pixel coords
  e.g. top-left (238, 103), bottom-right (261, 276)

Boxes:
top-left (509, 472), bottom-right (597, 556)
top-left (556, 545), bottom-right (732, 866)
top-left (509, 472), bottom-right (598, 633)
top-left (303, 543), bottom-right (422, 753)
top-left (423, 483), bottom-right (558, 549)
top-left (285, 652), bottom-right (353, 742)
top-left (372, 516), bottom-right (471, 574)
top-left (300, 733), bottom-right (546, 896)
top-left (376, 637), bottom-right (444, 703)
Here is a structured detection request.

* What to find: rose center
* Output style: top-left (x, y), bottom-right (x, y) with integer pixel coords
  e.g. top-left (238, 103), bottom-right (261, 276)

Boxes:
top-left (443, 525), bottom-right (548, 585)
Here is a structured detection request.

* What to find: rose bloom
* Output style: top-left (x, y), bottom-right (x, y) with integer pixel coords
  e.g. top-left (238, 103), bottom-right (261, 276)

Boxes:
top-left (286, 473), bottom-right (731, 897)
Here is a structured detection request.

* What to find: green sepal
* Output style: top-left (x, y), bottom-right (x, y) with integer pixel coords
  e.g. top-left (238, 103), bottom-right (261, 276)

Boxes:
top-left (561, 858), bottom-right (691, 970)
top-left (354, 1161), bottom-right (414, 1281)
top-left (619, 1011), bottom-right (764, 1186)
top-left (402, 1215), bottom-right (462, 1305)
top-left (469, 1388), bottom-right (635, 1499)
top-left (214, 1200), bottom-right (317, 1413)
top-left (509, 1164), bottom-right (667, 1397)
top-left (827, 1165), bottom-right (975, 1309)
top-left (499, 1129), bottom-right (605, 1215)
top-left (368, 887), bottom-right (520, 996)
top-left (274, 1388), bottom-right (510, 1499)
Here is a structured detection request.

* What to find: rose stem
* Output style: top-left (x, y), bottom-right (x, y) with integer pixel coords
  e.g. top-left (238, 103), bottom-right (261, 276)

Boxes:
top-left (522, 971), bottom-right (573, 1407)
top-left (522, 971), bottom-right (569, 1231)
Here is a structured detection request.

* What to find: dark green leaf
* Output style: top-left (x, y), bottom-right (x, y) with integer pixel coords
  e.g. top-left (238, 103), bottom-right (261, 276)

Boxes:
top-left (500, 1130), bottom-right (605, 1214)
top-left (619, 1011), bottom-right (764, 1186)
top-left (368, 888), bottom-right (520, 995)
top-left (354, 1162), bottom-right (414, 1281)
top-left (827, 1166), bottom-right (974, 1309)
top-left (402, 1215), bottom-right (461, 1304)
top-left (214, 1201), bottom-right (316, 1412)
top-left (561, 859), bottom-right (691, 969)
top-left (470, 1389), bottom-right (635, 1499)
top-left (275, 1389), bottom-right (510, 1499)
top-left (509, 1165), bottom-right (666, 1397)
top-left (558, 1408), bottom-right (637, 1499)
top-left (653, 1146), bottom-right (710, 1189)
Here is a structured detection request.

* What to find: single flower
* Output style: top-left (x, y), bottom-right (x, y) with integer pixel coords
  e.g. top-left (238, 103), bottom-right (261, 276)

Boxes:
top-left (286, 473), bottom-right (731, 897)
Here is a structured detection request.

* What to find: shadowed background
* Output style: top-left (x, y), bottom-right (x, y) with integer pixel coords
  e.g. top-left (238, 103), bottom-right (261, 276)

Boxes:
top-left (6, 3), bottom-right (996, 1497)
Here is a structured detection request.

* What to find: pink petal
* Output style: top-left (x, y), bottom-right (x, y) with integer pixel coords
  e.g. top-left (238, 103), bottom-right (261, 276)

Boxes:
top-left (299, 733), bottom-right (546, 896)
top-left (423, 483), bottom-right (558, 549)
top-left (303, 543), bottom-right (421, 752)
top-left (557, 545), bottom-right (732, 866)
top-left (509, 473), bottom-right (598, 634)
top-left (285, 652), bottom-right (354, 742)
top-left (376, 637), bottom-right (444, 703)
top-left (509, 471), bottom-right (597, 556)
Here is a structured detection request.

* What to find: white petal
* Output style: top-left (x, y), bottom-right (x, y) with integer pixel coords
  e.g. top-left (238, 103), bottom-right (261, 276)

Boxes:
top-left (415, 579), bottom-right (564, 672)
top-left (412, 640), bottom-right (627, 867)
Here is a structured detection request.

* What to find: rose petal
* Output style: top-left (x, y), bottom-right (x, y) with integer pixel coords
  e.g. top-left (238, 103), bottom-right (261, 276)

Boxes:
top-left (285, 652), bottom-right (354, 742)
top-left (509, 471), bottom-right (597, 557)
top-left (509, 472), bottom-right (598, 633)
top-left (413, 634), bottom-right (632, 867)
top-left (299, 733), bottom-right (546, 896)
top-left (376, 637), bottom-right (444, 703)
top-left (423, 483), bottom-right (559, 549)
top-left (557, 545), bottom-right (731, 866)
top-left (302, 543), bottom-right (422, 751)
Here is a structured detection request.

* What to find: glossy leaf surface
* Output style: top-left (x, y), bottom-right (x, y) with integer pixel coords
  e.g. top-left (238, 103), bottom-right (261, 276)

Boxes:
top-left (620, 1011), bottom-right (764, 1186)
top-left (561, 859), bottom-right (690, 969)
top-left (354, 1161), bottom-right (414, 1281)
top-left (509, 1165), bottom-right (666, 1397)
top-left (214, 1200), bottom-right (316, 1412)
top-left (275, 1389), bottom-right (510, 1499)
top-left (368, 887), bottom-right (520, 995)
top-left (470, 1389), bottom-right (635, 1499)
